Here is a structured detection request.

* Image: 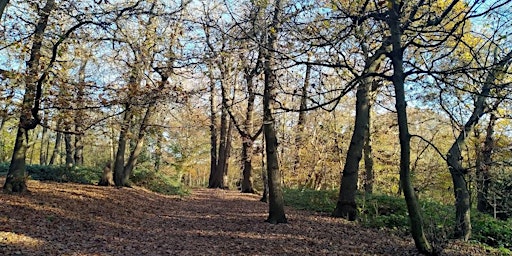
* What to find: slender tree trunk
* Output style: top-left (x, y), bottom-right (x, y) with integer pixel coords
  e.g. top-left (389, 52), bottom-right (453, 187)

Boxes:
top-left (64, 130), bottom-right (74, 167)
top-left (332, 73), bottom-right (371, 220)
top-left (49, 131), bottom-right (62, 165)
top-left (124, 106), bottom-right (154, 185)
top-left (222, 119), bottom-right (233, 189)
top-left (364, 82), bottom-right (377, 194)
top-left (263, 0), bottom-right (286, 224)
top-left (3, 0), bottom-right (56, 193)
top-left (446, 51), bottom-right (511, 240)
top-left (293, 63), bottom-right (310, 175)
top-left (39, 125), bottom-right (48, 165)
top-left (477, 113), bottom-right (495, 213)
top-left (260, 135), bottom-right (268, 202)
top-left (241, 76), bottom-right (258, 193)
top-left (388, 2), bottom-right (432, 253)
top-left (114, 105), bottom-right (133, 187)
top-left (0, 0), bottom-right (9, 20)
top-left (73, 60), bottom-right (86, 165)
top-left (154, 131), bottom-right (162, 172)
top-left (208, 79), bottom-right (219, 188)
top-left (333, 50), bottom-right (384, 220)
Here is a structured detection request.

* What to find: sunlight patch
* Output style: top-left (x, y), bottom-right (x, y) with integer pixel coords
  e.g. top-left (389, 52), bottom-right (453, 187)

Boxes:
top-left (0, 231), bottom-right (45, 248)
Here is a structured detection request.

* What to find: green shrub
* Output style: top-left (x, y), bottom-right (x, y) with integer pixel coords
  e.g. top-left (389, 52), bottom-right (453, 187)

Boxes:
top-left (131, 164), bottom-right (188, 196)
top-left (0, 163), bottom-right (101, 184)
top-left (283, 188), bottom-right (337, 212)
top-left (472, 212), bottom-right (512, 250)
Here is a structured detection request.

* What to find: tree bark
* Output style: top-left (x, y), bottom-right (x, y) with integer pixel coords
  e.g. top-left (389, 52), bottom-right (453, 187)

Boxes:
top-left (124, 106), bottom-right (154, 185)
top-left (446, 50), bottom-right (511, 240)
top-left (74, 60), bottom-right (87, 166)
top-left (64, 130), bottom-right (74, 167)
top-left (292, 63), bottom-right (310, 176)
top-left (387, 1), bottom-right (432, 253)
top-left (333, 49), bottom-right (384, 220)
top-left (49, 131), bottom-right (62, 165)
top-left (39, 124), bottom-right (48, 165)
top-left (0, 0), bottom-right (9, 21)
top-left (3, 0), bottom-right (56, 193)
top-left (476, 113), bottom-right (495, 213)
top-left (364, 81), bottom-right (377, 194)
top-left (113, 105), bottom-right (133, 187)
top-left (263, 0), bottom-right (286, 224)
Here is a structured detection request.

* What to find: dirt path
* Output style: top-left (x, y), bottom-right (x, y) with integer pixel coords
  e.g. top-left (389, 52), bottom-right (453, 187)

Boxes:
top-left (0, 179), bottom-right (492, 255)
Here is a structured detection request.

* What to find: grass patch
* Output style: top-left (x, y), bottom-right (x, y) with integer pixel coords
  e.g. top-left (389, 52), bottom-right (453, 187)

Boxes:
top-left (131, 165), bottom-right (189, 196)
top-left (283, 187), bottom-right (512, 252)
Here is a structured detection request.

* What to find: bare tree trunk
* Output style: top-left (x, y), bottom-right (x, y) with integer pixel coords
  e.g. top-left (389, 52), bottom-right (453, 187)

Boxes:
top-left (74, 60), bottom-right (86, 166)
top-left (364, 81), bottom-right (377, 194)
top-left (124, 106), bottom-right (154, 185)
top-left (332, 73), bottom-right (370, 220)
top-left (3, 0), bottom-right (56, 193)
top-left (64, 130), bottom-right (74, 167)
top-left (208, 79), bottom-right (219, 188)
top-left (260, 135), bottom-right (268, 202)
top-left (222, 119), bottom-right (233, 189)
top-left (114, 105), bottom-right (133, 187)
top-left (0, 0), bottom-right (9, 20)
top-left (477, 113), bottom-right (495, 213)
top-left (39, 125), bottom-right (48, 165)
top-left (263, 0), bottom-right (286, 224)
top-left (49, 131), bottom-right (62, 165)
top-left (446, 51), bottom-right (511, 240)
top-left (387, 2), bottom-right (432, 253)
top-left (292, 63), bottom-right (310, 175)
top-left (154, 131), bottom-right (162, 172)
top-left (333, 50), bottom-right (385, 220)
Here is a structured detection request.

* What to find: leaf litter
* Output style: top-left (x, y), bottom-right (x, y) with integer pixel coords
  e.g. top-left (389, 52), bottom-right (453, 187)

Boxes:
top-left (0, 179), bottom-right (498, 255)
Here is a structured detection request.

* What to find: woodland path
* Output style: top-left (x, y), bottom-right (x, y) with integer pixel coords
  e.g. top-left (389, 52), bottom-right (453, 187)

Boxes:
top-left (0, 179), bottom-right (494, 255)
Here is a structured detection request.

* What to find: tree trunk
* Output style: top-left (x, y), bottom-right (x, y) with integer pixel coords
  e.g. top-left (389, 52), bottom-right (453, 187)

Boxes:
top-left (364, 82), bottom-right (376, 194)
top-left (154, 131), bottom-right (162, 172)
top-left (332, 72), bottom-right (370, 220)
top-left (124, 106), bottom-right (154, 185)
top-left (240, 73), bottom-right (258, 193)
top-left (3, 127), bottom-right (29, 193)
top-left (388, 2), bottom-right (432, 253)
top-left (445, 51), bottom-right (512, 240)
top-left (333, 49), bottom-right (384, 220)
top-left (222, 119), bottom-right (233, 189)
top-left (39, 125), bottom-right (48, 165)
top-left (74, 60), bottom-right (86, 166)
top-left (0, 0), bottom-right (9, 21)
top-left (208, 79), bottom-right (219, 188)
top-left (476, 113), bottom-right (495, 213)
top-left (49, 131), bottom-right (62, 165)
top-left (114, 106), bottom-right (133, 187)
top-left (64, 131), bottom-right (74, 167)
top-left (263, 0), bottom-right (286, 224)
top-left (3, 0), bottom-right (56, 192)
top-left (260, 136), bottom-right (268, 202)
top-left (241, 136), bottom-right (255, 193)
top-left (292, 63), bottom-right (310, 174)
top-left (210, 105), bottom-right (229, 188)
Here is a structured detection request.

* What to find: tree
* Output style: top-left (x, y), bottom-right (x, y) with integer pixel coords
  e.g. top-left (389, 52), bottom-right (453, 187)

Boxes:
top-left (263, 0), bottom-right (287, 224)
top-left (3, 0), bottom-right (57, 193)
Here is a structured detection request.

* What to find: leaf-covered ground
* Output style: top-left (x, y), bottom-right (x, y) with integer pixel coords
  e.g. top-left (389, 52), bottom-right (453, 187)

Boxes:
top-left (0, 179), bottom-right (497, 255)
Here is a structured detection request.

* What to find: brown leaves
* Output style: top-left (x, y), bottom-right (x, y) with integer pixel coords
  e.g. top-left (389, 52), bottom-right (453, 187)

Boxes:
top-left (0, 179), bottom-right (497, 255)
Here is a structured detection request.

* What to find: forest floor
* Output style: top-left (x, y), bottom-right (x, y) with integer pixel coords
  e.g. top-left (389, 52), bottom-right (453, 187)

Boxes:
top-left (0, 178), bottom-right (499, 256)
